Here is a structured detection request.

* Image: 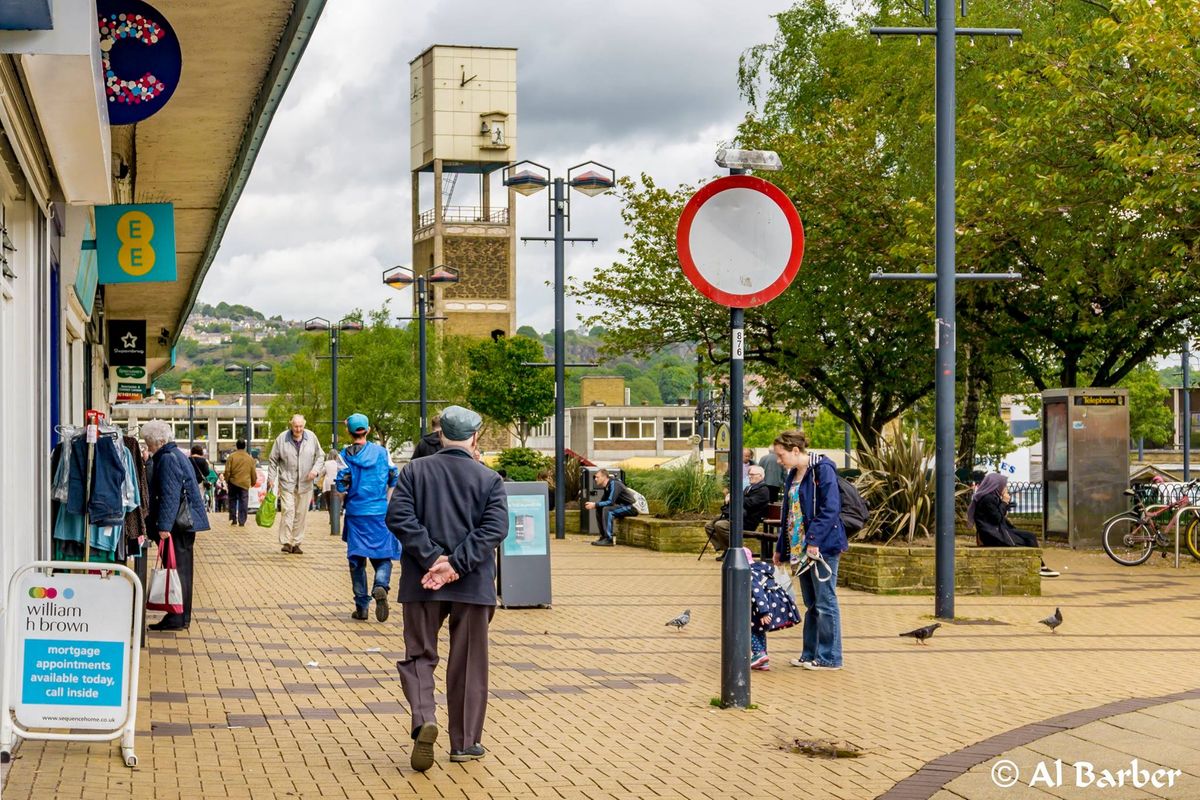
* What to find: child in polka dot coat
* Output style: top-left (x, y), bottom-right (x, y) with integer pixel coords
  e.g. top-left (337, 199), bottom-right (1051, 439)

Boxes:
top-left (748, 549), bottom-right (801, 671)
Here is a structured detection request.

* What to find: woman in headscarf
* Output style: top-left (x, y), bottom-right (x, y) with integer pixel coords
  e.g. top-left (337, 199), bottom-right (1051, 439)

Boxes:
top-left (967, 473), bottom-right (1059, 578)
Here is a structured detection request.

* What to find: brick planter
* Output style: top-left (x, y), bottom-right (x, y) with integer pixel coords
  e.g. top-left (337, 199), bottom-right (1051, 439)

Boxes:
top-left (839, 543), bottom-right (1041, 596)
top-left (613, 516), bottom-right (708, 553)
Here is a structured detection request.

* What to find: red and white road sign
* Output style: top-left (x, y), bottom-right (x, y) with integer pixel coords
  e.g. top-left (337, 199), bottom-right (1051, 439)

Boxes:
top-left (676, 175), bottom-right (804, 308)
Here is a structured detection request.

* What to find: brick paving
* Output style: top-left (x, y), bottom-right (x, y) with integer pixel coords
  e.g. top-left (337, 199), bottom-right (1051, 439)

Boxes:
top-left (2, 516), bottom-right (1199, 799)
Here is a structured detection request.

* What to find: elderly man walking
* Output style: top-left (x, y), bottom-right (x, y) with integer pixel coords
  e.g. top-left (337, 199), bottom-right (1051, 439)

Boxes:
top-left (386, 405), bottom-right (508, 772)
top-left (268, 414), bottom-right (323, 554)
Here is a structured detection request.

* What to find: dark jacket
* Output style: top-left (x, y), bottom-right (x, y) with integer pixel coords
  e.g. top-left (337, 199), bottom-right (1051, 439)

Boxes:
top-left (149, 442), bottom-right (211, 535)
top-left (596, 477), bottom-right (637, 511)
top-left (412, 431), bottom-right (443, 460)
top-left (777, 455), bottom-right (847, 558)
top-left (386, 447), bottom-right (508, 605)
top-left (972, 493), bottom-right (1022, 547)
top-left (721, 481), bottom-right (771, 531)
top-left (190, 455), bottom-right (211, 486)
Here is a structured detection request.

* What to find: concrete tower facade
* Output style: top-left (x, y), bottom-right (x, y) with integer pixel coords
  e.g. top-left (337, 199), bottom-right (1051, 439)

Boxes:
top-left (409, 45), bottom-right (517, 338)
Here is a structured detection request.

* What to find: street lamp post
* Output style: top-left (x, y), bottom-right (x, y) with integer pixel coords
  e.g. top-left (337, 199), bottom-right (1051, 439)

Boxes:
top-left (178, 378), bottom-right (201, 451)
top-left (383, 265), bottom-right (460, 437)
top-left (224, 362), bottom-right (272, 457)
top-left (503, 160), bottom-right (615, 540)
top-left (305, 316), bottom-right (362, 536)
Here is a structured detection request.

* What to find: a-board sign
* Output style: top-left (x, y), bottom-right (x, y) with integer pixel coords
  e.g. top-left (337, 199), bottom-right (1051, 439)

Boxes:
top-left (497, 482), bottom-right (551, 608)
top-left (12, 571), bottom-right (134, 730)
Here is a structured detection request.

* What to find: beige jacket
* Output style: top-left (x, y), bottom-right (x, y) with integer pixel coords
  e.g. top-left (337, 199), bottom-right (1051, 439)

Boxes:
top-left (268, 429), bottom-right (323, 493)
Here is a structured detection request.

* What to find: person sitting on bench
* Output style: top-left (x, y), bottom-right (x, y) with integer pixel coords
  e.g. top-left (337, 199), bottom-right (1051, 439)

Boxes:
top-left (706, 465), bottom-right (771, 561)
top-left (968, 473), bottom-right (1059, 578)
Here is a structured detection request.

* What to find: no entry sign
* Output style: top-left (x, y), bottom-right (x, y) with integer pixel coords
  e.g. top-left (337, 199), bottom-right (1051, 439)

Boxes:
top-left (676, 175), bottom-right (804, 308)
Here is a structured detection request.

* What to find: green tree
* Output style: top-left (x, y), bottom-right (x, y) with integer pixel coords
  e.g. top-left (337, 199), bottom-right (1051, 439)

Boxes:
top-left (744, 409), bottom-right (793, 448)
top-left (1121, 363), bottom-right (1174, 446)
top-left (628, 375), bottom-right (662, 405)
top-left (959, 0), bottom-right (1200, 390)
top-left (805, 408), bottom-right (848, 450)
top-left (269, 303), bottom-right (470, 450)
top-left (466, 335), bottom-right (555, 447)
top-left (974, 406), bottom-right (1017, 468)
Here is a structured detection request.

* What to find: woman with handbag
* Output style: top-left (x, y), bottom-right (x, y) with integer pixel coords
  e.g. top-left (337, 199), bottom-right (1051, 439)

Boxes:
top-left (142, 420), bottom-right (211, 631)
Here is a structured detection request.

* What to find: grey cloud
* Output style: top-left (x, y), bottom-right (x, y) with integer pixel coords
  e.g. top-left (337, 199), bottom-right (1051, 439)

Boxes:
top-left (204, 0), bottom-right (789, 326)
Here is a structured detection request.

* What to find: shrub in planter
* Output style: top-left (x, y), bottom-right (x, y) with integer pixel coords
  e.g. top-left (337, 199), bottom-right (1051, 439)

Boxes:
top-left (629, 460), bottom-right (721, 518)
top-left (497, 447), bottom-right (552, 482)
top-left (856, 431), bottom-right (968, 544)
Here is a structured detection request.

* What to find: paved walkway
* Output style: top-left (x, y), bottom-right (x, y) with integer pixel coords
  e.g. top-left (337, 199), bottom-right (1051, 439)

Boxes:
top-left (3, 516), bottom-right (1200, 799)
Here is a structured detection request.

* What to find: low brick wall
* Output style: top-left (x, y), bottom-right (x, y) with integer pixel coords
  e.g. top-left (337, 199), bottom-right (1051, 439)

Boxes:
top-left (839, 543), bottom-right (1041, 596)
top-left (614, 516), bottom-right (708, 553)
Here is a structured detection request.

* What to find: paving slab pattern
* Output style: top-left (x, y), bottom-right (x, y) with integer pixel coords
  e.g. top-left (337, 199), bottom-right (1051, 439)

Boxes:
top-left (2, 517), bottom-right (1199, 799)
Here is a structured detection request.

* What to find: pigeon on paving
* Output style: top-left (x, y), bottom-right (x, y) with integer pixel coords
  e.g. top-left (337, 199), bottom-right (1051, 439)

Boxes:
top-left (1039, 607), bottom-right (1063, 633)
top-left (898, 623), bottom-right (941, 645)
top-left (666, 610), bottom-right (691, 630)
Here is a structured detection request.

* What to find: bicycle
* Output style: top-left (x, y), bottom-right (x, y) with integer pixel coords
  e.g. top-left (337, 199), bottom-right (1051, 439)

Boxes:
top-left (1102, 479), bottom-right (1200, 566)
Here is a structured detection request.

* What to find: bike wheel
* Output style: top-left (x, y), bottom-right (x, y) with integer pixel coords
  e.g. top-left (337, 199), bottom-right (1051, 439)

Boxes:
top-left (1185, 516), bottom-right (1200, 563)
top-left (1103, 515), bottom-right (1155, 566)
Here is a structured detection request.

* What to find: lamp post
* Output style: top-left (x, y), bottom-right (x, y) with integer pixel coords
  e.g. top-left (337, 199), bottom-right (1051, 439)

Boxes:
top-left (383, 264), bottom-right (460, 437)
top-left (305, 316), bottom-right (362, 536)
top-left (224, 362), bottom-right (271, 456)
top-left (503, 160), bottom-right (615, 540)
top-left (178, 378), bottom-right (202, 451)
top-left (870, 2), bottom-right (1022, 620)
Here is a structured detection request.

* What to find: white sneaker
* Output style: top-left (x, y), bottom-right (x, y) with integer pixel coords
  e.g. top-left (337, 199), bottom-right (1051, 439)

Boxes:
top-left (789, 658), bottom-right (813, 668)
top-left (1039, 566), bottom-right (1060, 578)
top-left (802, 661), bottom-right (843, 671)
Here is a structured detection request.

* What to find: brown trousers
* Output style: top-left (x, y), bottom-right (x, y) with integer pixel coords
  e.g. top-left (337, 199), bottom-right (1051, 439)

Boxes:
top-left (396, 601), bottom-right (495, 751)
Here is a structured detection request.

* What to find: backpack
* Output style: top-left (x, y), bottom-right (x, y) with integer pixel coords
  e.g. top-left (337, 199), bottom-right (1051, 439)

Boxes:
top-left (627, 488), bottom-right (649, 516)
top-left (811, 455), bottom-right (870, 534)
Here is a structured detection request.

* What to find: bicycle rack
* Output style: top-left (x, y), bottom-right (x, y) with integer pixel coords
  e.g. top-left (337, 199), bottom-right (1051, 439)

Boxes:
top-left (1168, 506), bottom-right (1200, 568)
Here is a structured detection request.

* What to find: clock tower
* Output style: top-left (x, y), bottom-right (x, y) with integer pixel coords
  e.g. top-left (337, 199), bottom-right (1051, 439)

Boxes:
top-left (409, 45), bottom-right (518, 339)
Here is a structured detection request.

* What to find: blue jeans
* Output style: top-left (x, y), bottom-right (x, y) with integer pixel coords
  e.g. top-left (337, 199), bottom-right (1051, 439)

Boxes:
top-left (597, 504), bottom-right (636, 538)
top-left (349, 556), bottom-right (392, 611)
top-left (797, 552), bottom-right (842, 667)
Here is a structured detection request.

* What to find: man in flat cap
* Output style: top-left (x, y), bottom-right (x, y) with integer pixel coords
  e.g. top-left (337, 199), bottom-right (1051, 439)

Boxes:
top-left (386, 405), bottom-right (508, 772)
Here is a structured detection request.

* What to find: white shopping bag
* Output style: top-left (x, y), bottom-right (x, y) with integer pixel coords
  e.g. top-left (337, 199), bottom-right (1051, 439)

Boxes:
top-left (147, 538), bottom-right (184, 614)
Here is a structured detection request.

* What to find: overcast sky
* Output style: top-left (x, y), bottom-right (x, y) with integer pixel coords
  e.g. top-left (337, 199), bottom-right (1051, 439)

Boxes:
top-left (197, 0), bottom-right (791, 331)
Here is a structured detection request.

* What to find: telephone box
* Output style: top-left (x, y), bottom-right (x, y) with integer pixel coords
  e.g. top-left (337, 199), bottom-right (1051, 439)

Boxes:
top-left (1041, 388), bottom-right (1130, 548)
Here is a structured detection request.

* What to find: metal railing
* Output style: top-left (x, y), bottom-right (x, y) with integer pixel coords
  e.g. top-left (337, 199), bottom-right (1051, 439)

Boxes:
top-left (1001, 481), bottom-right (1200, 515)
top-left (415, 206), bottom-right (509, 230)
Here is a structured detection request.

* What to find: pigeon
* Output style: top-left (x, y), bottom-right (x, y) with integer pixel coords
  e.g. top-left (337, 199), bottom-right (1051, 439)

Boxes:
top-left (898, 623), bottom-right (941, 645)
top-left (1039, 607), bottom-right (1063, 633)
top-left (666, 610), bottom-right (691, 630)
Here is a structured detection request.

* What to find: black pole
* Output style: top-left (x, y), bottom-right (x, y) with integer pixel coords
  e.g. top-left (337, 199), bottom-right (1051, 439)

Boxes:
top-left (933, 0), bottom-right (957, 620)
top-left (244, 370), bottom-right (252, 456)
top-left (1185, 339), bottom-right (1191, 481)
top-left (188, 397), bottom-right (195, 451)
top-left (553, 177), bottom-right (567, 540)
top-left (418, 276), bottom-right (428, 437)
top-left (330, 328), bottom-right (342, 537)
top-left (843, 422), bottom-right (851, 469)
top-left (721, 304), bottom-right (751, 708)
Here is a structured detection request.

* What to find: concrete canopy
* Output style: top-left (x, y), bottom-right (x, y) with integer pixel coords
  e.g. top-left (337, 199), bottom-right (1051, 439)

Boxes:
top-left (101, 0), bottom-right (326, 378)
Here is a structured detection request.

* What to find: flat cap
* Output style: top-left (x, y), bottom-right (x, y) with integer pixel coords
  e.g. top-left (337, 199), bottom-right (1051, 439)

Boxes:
top-left (439, 405), bottom-right (482, 440)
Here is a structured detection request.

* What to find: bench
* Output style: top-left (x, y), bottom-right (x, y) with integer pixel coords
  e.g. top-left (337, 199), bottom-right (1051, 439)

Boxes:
top-left (698, 503), bottom-right (782, 561)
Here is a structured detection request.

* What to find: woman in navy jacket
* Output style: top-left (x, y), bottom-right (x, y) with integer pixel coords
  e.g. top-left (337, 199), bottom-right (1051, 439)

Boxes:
top-left (142, 420), bottom-right (210, 631)
top-left (772, 429), bottom-right (847, 670)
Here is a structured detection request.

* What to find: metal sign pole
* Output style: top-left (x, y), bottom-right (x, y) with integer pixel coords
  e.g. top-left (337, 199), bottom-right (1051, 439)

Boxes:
top-left (721, 306), bottom-right (751, 708)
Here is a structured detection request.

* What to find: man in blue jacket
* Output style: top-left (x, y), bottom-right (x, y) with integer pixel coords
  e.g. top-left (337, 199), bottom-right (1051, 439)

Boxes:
top-left (386, 405), bottom-right (508, 771)
top-left (772, 429), bottom-right (848, 671)
top-left (336, 413), bottom-right (400, 622)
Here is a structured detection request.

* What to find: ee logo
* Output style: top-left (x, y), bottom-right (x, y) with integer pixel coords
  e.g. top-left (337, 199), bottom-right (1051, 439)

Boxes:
top-left (116, 210), bottom-right (155, 276)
